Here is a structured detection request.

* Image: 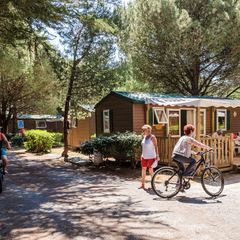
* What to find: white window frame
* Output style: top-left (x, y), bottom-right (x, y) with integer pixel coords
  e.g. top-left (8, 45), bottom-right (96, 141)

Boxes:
top-left (36, 120), bottom-right (47, 129)
top-left (103, 109), bottom-right (110, 133)
top-left (200, 109), bottom-right (206, 136)
top-left (216, 109), bottom-right (227, 131)
top-left (153, 107), bottom-right (168, 125)
top-left (167, 109), bottom-right (181, 137)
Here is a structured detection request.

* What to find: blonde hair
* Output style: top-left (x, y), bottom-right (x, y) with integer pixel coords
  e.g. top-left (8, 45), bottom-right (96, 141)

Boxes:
top-left (142, 124), bottom-right (152, 131)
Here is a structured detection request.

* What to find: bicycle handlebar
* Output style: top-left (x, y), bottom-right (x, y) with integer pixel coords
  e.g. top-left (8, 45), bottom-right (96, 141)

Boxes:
top-left (198, 149), bottom-right (213, 156)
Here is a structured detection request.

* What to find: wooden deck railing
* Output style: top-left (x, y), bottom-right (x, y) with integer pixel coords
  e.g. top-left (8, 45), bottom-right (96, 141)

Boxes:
top-left (156, 135), bottom-right (234, 171)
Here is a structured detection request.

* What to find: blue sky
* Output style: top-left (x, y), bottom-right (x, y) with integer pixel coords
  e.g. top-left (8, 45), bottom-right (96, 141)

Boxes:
top-left (48, 0), bottom-right (131, 54)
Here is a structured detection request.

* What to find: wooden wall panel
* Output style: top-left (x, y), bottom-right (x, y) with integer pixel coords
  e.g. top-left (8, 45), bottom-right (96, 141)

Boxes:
top-left (96, 94), bottom-right (133, 136)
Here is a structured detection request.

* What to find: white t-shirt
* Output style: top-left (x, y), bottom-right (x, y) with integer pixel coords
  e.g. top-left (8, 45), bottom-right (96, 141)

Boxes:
top-left (172, 136), bottom-right (194, 158)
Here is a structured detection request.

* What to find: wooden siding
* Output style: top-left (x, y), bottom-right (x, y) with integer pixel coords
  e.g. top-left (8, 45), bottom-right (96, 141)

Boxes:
top-left (68, 113), bottom-right (96, 148)
top-left (132, 104), bottom-right (146, 134)
top-left (227, 108), bottom-right (240, 134)
top-left (96, 94), bottom-right (133, 136)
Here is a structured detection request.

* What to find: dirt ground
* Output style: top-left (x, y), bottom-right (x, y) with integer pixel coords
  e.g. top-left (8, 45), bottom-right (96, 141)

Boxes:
top-left (0, 149), bottom-right (240, 240)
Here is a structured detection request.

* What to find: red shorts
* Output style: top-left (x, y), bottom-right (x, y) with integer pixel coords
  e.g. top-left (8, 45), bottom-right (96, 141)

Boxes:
top-left (141, 157), bottom-right (155, 168)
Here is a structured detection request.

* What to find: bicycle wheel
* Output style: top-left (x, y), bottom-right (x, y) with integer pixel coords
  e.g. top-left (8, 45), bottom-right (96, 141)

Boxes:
top-left (201, 166), bottom-right (224, 197)
top-left (151, 167), bottom-right (182, 198)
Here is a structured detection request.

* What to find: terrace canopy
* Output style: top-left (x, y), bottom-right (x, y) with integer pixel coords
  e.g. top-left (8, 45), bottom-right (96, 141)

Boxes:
top-left (145, 97), bottom-right (240, 108)
top-left (145, 96), bottom-right (240, 139)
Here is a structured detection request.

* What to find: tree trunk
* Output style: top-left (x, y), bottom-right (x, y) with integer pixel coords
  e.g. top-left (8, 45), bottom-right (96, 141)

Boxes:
top-left (12, 105), bottom-right (17, 134)
top-left (0, 112), bottom-right (9, 134)
top-left (62, 62), bottom-right (77, 161)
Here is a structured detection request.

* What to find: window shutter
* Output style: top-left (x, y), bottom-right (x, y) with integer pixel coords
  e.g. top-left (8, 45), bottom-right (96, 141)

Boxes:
top-left (110, 110), bottom-right (113, 132)
top-left (148, 108), bottom-right (153, 126)
top-left (227, 110), bottom-right (231, 130)
top-left (214, 111), bottom-right (216, 131)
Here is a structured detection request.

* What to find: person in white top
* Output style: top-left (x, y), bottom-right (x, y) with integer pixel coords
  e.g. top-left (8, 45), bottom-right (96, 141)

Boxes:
top-left (140, 125), bottom-right (160, 189)
top-left (172, 124), bottom-right (212, 176)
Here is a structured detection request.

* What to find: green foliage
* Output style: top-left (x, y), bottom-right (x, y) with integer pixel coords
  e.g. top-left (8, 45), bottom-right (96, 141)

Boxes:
top-left (79, 132), bottom-right (142, 161)
top-left (0, 0), bottom-right (67, 45)
top-left (5, 133), bottom-right (14, 141)
top-left (122, 0), bottom-right (240, 96)
top-left (0, 45), bottom-right (63, 133)
top-left (24, 130), bottom-right (54, 153)
top-left (11, 135), bottom-right (25, 147)
top-left (52, 132), bottom-right (64, 147)
top-left (90, 134), bottom-right (96, 139)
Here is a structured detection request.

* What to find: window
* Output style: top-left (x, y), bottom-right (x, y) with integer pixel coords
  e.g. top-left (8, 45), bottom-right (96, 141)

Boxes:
top-left (200, 110), bottom-right (206, 136)
top-left (36, 120), bottom-right (47, 129)
top-left (103, 110), bottom-right (110, 133)
top-left (168, 110), bottom-right (180, 136)
top-left (153, 108), bottom-right (168, 125)
top-left (217, 109), bottom-right (227, 131)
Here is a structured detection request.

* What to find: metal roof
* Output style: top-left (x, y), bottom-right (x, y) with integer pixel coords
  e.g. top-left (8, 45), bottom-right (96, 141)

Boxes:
top-left (18, 114), bottom-right (63, 120)
top-left (113, 91), bottom-right (240, 108)
top-left (79, 104), bottom-right (95, 112)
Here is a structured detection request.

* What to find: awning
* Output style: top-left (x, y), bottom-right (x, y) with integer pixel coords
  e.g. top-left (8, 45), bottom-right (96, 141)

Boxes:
top-left (145, 97), bottom-right (240, 108)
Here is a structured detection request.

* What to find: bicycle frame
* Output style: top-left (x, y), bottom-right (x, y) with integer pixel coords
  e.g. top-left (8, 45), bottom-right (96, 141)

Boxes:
top-left (189, 156), bottom-right (205, 178)
top-left (161, 151), bottom-right (211, 184)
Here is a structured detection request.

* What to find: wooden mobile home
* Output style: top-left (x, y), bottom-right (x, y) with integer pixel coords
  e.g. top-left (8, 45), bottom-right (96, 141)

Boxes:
top-left (68, 105), bottom-right (96, 148)
top-left (10, 114), bottom-right (64, 133)
top-left (95, 91), bottom-right (240, 170)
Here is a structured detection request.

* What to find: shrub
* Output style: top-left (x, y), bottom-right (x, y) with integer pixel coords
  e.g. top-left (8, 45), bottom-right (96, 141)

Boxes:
top-left (110, 132), bottom-right (142, 160)
top-left (11, 135), bottom-right (25, 147)
top-left (79, 140), bottom-right (94, 155)
top-left (79, 131), bottom-right (142, 161)
top-left (52, 132), bottom-right (64, 147)
top-left (24, 130), bottom-right (54, 153)
top-left (5, 133), bottom-right (14, 141)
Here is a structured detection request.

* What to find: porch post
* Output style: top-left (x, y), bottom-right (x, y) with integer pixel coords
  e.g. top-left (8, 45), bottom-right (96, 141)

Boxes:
top-left (146, 104), bottom-right (149, 124)
top-left (211, 107), bottom-right (215, 134)
top-left (196, 107), bottom-right (201, 141)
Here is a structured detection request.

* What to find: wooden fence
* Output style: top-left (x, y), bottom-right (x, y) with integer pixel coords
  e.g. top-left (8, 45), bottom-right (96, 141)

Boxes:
top-left (156, 135), bottom-right (234, 171)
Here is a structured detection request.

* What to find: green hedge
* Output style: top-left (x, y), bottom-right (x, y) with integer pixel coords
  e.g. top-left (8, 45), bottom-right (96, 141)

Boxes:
top-left (11, 135), bottom-right (25, 147)
top-left (79, 131), bottom-right (142, 161)
top-left (52, 132), bottom-right (64, 147)
top-left (24, 130), bottom-right (54, 153)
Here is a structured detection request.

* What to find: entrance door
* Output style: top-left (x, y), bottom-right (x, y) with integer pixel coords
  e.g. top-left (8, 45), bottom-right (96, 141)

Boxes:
top-left (181, 109), bottom-right (195, 135)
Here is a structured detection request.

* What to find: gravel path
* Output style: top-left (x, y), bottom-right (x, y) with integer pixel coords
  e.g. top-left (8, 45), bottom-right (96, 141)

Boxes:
top-left (0, 150), bottom-right (240, 240)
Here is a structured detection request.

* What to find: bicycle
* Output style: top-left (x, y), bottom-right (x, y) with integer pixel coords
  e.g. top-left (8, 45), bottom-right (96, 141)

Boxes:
top-left (151, 150), bottom-right (224, 198)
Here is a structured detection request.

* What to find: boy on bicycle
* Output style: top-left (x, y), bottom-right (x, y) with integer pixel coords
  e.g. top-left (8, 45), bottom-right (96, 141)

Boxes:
top-left (172, 124), bottom-right (212, 176)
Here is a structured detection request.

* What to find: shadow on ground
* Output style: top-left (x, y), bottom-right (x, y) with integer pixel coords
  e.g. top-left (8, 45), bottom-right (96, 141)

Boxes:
top-left (0, 151), bottom-right (174, 240)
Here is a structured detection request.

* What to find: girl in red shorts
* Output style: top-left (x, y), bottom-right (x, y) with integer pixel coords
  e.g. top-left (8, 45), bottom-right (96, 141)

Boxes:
top-left (140, 125), bottom-right (160, 189)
